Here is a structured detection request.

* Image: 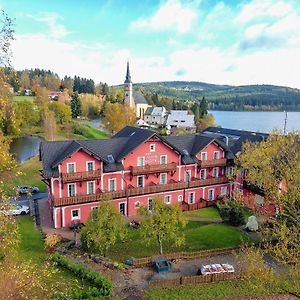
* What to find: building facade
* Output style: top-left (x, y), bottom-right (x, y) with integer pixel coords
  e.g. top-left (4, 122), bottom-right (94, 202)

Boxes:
top-left (40, 126), bottom-right (234, 228)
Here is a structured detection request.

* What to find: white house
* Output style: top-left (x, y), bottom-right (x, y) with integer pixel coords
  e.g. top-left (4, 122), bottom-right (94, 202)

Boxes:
top-left (144, 106), bottom-right (167, 125)
top-left (166, 110), bottom-right (195, 129)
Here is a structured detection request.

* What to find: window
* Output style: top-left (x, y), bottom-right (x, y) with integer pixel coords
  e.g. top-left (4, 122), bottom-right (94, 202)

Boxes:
top-left (188, 192), bottom-right (195, 204)
top-left (200, 169), bottom-right (206, 180)
top-left (137, 157), bottom-right (144, 167)
top-left (119, 203), bottom-right (126, 215)
top-left (67, 163), bottom-right (76, 173)
top-left (87, 161), bottom-right (94, 171)
top-left (68, 183), bottom-right (76, 197)
top-left (178, 195), bottom-right (183, 202)
top-left (91, 206), bottom-right (99, 212)
top-left (213, 167), bottom-right (219, 178)
top-left (71, 209), bottom-right (80, 220)
top-left (87, 181), bottom-right (95, 194)
top-left (160, 155), bottom-right (167, 165)
top-left (137, 176), bottom-right (144, 188)
top-left (201, 152), bottom-right (207, 161)
top-left (185, 170), bottom-right (191, 182)
top-left (221, 187), bottom-right (227, 196)
top-left (165, 195), bottom-right (171, 204)
top-left (108, 179), bottom-right (116, 192)
top-left (134, 201), bottom-right (141, 209)
top-left (91, 206), bottom-right (99, 220)
top-left (160, 173), bottom-right (167, 184)
top-left (213, 151), bottom-right (220, 160)
top-left (227, 166), bottom-right (233, 176)
top-left (150, 144), bottom-right (155, 152)
top-left (148, 199), bottom-right (153, 211)
top-left (208, 189), bottom-right (215, 201)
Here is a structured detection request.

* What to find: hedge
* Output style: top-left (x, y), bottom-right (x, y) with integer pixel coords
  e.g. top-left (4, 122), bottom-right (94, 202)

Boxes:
top-left (52, 253), bottom-right (113, 297)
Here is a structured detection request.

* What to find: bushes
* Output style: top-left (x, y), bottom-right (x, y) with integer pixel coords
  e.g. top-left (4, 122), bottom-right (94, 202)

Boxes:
top-left (52, 287), bottom-right (103, 300)
top-left (51, 253), bottom-right (112, 297)
top-left (45, 233), bottom-right (63, 252)
top-left (217, 200), bottom-right (244, 226)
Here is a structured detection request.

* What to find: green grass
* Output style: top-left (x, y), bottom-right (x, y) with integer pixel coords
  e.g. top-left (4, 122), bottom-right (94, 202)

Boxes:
top-left (73, 123), bottom-right (110, 139)
top-left (108, 221), bottom-right (252, 262)
top-left (144, 279), bottom-right (281, 300)
top-left (14, 156), bottom-right (47, 192)
top-left (184, 207), bottom-right (221, 219)
top-left (13, 95), bottom-right (35, 102)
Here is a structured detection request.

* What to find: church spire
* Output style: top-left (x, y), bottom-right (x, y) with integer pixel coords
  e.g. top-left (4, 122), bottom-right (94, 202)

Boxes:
top-left (124, 61), bottom-right (132, 83)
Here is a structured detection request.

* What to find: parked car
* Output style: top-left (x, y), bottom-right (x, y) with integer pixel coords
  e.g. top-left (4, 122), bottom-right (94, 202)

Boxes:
top-left (197, 263), bottom-right (235, 275)
top-left (0, 204), bottom-right (30, 215)
top-left (16, 185), bottom-right (39, 194)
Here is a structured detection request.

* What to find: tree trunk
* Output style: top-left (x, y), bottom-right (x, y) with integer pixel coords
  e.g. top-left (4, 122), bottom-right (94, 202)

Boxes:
top-left (158, 235), bottom-right (163, 255)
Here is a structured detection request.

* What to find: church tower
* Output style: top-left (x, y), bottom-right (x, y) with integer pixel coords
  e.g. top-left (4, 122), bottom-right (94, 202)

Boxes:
top-left (124, 61), bottom-right (135, 108)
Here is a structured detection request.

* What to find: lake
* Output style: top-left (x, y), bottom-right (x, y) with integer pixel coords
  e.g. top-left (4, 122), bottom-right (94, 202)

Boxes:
top-left (10, 136), bottom-right (43, 163)
top-left (209, 111), bottom-right (300, 133)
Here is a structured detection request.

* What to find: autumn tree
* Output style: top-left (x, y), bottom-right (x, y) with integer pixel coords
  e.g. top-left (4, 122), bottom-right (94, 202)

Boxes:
top-left (15, 100), bottom-right (40, 130)
top-left (237, 131), bottom-right (300, 266)
top-left (0, 10), bottom-right (14, 66)
top-left (80, 93), bottom-right (102, 118)
top-left (139, 198), bottom-right (187, 255)
top-left (80, 202), bottom-right (127, 257)
top-left (70, 91), bottom-right (81, 118)
top-left (103, 102), bottom-right (136, 133)
top-left (198, 113), bottom-right (216, 131)
top-left (43, 110), bottom-right (57, 141)
top-left (48, 101), bottom-right (72, 125)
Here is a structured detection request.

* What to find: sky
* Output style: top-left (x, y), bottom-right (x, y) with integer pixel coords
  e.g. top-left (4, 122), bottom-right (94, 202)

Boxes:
top-left (1, 0), bottom-right (300, 88)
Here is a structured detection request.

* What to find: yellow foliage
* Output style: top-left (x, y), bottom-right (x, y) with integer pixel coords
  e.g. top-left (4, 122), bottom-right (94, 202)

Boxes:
top-left (44, 233), bottom-right (63, 252)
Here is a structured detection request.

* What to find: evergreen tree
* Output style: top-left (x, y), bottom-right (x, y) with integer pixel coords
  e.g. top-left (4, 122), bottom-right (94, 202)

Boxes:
top-left (70, 92), bottom-right (81, 118)
top-left (200, 96), bottom-right (208, 117)
top-left (172, 99), bottom-right (176, 110)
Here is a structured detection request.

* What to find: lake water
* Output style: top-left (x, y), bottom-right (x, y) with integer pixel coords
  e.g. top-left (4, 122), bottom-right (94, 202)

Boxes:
top-left (209, 111), bottom-right (300, 133)
top-left (10, 136), bottom-right (43, 163)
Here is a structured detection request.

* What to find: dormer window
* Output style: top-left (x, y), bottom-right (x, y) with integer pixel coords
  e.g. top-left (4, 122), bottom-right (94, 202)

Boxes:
top-left (107, 154), bottom-right (115, 163)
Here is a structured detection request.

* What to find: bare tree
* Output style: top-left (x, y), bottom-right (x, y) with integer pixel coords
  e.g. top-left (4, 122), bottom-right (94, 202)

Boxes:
top-left (0, 10), bottom-right (14, 67)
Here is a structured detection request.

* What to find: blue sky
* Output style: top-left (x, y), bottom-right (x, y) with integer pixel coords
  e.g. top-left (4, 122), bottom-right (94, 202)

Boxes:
top-left (1, 0), bottom-right (300, 87)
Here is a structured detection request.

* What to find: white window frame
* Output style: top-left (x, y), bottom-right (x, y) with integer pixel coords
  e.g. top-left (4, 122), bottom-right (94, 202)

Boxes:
top-left (208, 189), bottom-right (215, 201)
top-left (201, 152), bottom-right (207, 161)
top-left (188, 192), bottom-right (195, 204)
top-left (200, 169), bottom-right (206, 180)
top-left (67, 162), bottom-right (76, 173)
top-left (91, 206), bottom-right (99, 211)
top-left (150, 144), bottom-right (155, 152)
top-left (178, 195), bottom-right (183, 202)
top-left (213, 151), bottom-right (220, 160)
top-left (160, 173), bottom-right (167, 184)
top-left (108, 178), bottom-right (116, 192)
top-left (185, 170), bottom-right (191, 182)
top-left (86, 161), bottom-right (95, 172)
top-left (160, 155), bottom-right (167, 165)
top-left (68, 183), bottom-right (76, 197)
top-left (137, 175), bottom-right (144, 188)
top-left (227, 166), bottom-right (233, 176)
top-left (71, 209), bottom-right (80, 220)
top-left (87, 181), bottom-right (95, 194)
top-left (213, 167), bottom-right (219, 178)
top-left (119, 202), bottom-right (127, 216)
top-left (220, 187), bottom-right (227, 196)
top-left (165, 195), bottom-right (171, 204)
top-left (137, 157), bottom-right (145, 167)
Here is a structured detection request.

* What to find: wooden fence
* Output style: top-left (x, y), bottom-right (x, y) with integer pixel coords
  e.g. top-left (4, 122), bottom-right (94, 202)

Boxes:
top-left (132, 246), bottom-right (241, 268)
top-left (149, 271), bottom-right (242, 289)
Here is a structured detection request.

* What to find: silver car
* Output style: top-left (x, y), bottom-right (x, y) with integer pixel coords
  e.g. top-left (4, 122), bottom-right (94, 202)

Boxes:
top-left (16, 185), bottom-right (39, 194)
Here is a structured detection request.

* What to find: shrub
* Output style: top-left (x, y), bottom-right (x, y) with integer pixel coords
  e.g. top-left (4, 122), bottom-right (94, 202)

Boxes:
top-left (51, 253), bottom-right (112, 296)
top-left (217, 200), bottom-right (244, 226)
top-left (45, 233), bottom-right (63, 252)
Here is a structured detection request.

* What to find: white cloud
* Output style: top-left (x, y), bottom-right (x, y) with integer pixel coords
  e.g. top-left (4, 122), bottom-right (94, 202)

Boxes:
top-left (130, 0), bottom-right (198, 33)
top-left (19, 12), bottom-right (69, 39)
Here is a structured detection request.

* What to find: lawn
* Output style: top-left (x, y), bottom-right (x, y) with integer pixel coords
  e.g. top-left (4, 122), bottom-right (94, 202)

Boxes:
top-left (17, 216), bottom-right (87, 294)
top-left (108, 221), bottom-right (252, 262)
top-left (144, 279), bottom-right (281, 300)
top-left (184, 207), bottom-right (221, 219)
top-left (13, 95), bottom-right (35, 102)
top-left (13, 156), bottom-right (47, 193)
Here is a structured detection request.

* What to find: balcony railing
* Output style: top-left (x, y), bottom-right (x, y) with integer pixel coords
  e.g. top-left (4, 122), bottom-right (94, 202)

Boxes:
top-left (61, 170), bottom-right (101, 183)
top-left (200, 158), bottom-right (227, 168)
top-left (130, 163), bottom-right (177, 176)
top-left (54, 176), bottom-right (229, 207)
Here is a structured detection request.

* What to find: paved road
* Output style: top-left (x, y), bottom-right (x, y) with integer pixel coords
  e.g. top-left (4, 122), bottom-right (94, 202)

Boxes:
top-left (10, 192), bottom-right (47, 207)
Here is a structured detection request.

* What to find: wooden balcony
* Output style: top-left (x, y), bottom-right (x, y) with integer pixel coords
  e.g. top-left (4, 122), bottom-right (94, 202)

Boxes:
top-left (61, 170), bottom-right (101, 183)
top-left (130, 163), bottom-right (177, 176)
top-left (199, 158), bottom-right (227, 168)
top-left (54, 176), bottom-right (229, 207)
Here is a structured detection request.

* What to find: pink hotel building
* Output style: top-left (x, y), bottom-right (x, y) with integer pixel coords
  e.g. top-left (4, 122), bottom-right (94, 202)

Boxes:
top-left (40, 126), bottom-right (236, 228)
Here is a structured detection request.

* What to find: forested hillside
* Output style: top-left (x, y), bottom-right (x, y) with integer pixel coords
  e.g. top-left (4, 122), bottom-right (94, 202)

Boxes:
top-left (134, 81), bottom-right (300, 111)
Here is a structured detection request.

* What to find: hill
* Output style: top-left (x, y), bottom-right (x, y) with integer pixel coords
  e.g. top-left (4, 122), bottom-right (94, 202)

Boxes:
top-left (134, 81), bottom-right (300, 111)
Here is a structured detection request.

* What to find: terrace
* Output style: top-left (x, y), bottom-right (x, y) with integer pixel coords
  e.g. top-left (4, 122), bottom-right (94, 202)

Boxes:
top-left (60, 170), bottom-right (102, 183)
top-left (130, 162), bottom-right (177, 176)
top-left (200, 158), bottom-right (227, 168)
